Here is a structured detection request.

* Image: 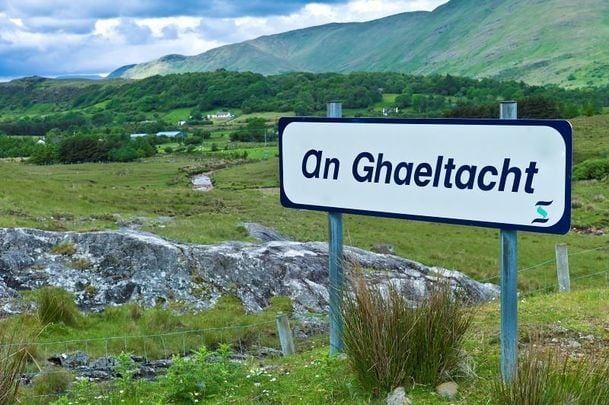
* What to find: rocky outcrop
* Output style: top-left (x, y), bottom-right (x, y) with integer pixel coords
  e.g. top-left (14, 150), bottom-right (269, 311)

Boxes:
top-left (0, 227), bottom-right (498, 316)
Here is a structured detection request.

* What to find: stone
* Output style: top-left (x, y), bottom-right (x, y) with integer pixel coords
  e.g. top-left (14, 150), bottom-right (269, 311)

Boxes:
top-left (60, 351), bottom-right (90, 368)
top-left (436, 381), bottom-right (459, 400)
top-left (0, 227), bottom-right (499, 316)
top-left (566, 340), bottom-right (582, 349)
top-left (372, 244), bottom-right (395, 255)
top-left (386, 387), bottom-right (412, 405)
top-left (242, 222), bottom-right (289, 242)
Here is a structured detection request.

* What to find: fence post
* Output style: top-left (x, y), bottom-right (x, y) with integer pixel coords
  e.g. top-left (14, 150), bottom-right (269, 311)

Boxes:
top-left (555, 243), bottom-right (571, 292)
top-left (276, 312), bottom-right (296, 356)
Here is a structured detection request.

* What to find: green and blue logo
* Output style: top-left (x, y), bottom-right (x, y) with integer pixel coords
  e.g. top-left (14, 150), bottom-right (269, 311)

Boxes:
top-left (532, 200), bottom-right (553, 224)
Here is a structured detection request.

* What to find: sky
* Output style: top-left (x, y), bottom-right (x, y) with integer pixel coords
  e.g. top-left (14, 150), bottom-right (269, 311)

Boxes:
top-left (0, 0), bottom-right (448, 80)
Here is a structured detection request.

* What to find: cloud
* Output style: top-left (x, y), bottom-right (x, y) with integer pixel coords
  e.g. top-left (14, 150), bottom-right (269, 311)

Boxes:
top-left (114, 18), bottom-right (153, 45)
top-left (0, 0), bottom-right (449, 77)
top-left (1, 0), bottom-right (346, 20)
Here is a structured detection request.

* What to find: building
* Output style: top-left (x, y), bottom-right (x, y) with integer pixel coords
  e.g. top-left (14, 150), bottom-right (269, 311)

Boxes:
top-left (156, 131), bottom-right (185, 138)
top-left (206, 111), bottom-right (234, 119)
top-left (129, 133), bottom-right (148, 139)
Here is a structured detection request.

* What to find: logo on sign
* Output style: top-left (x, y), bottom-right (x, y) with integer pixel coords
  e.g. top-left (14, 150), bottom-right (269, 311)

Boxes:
top-left (532, 200), bottom-right (553, 224)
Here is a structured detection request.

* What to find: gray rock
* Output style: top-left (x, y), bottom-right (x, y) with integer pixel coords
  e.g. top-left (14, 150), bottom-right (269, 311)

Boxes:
top-left (0, 228), bottom-right (499, 316)
top-left (436, 381), bottom-right (458, 400)
top-left (386, 387), bottom-right (412, 405)
top-left (60, 351), bottom-right (90, 368)
top-left (242, 222), bottom-right (289, 242)
top-left (372, 244), bottom-right (395, 255)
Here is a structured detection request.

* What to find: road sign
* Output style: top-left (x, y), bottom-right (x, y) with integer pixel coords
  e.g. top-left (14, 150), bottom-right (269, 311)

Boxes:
top-left (279, 117), bottom-right (572, 234)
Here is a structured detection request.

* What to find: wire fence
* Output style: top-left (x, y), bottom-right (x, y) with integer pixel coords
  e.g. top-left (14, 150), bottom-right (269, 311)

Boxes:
top-left (476, 243), bottom-right (609, 296)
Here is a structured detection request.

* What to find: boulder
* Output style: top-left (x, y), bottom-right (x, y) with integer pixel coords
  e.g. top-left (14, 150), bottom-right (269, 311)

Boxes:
top-left (0, 227), bottom-right (499, 315)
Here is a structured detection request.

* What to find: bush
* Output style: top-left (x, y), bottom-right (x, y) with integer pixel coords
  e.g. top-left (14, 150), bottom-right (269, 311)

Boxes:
top-left (493, 345), bottom-right (609, 405)
top-left (341, 278), bottom-right (473, 393)
top-left (160, 345), bottom-right (243, 402)
top-left (0, 328), bottom-right (31, 404)
top-left (32, 367), bottom-right (74, 395)
top-left (573, 158), bottom-right (609, 180)
top-left (49, 242), bottom-right (77, 256)
top-left (37, 287), bottom-right (80, 327)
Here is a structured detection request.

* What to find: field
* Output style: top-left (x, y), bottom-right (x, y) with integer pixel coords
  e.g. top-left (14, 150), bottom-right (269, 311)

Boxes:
top-left (1, 115), bottom-right (609, 291)
top-left (2, 113), bottom-right (609, 403)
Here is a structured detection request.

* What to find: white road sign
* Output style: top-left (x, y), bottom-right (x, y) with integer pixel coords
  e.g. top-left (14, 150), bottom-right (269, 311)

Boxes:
top-left (279, 117), bottom-right (572, 234)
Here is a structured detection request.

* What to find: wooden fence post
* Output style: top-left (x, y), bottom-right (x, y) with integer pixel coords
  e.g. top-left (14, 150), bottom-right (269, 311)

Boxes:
top-left (276, 312), bottom-right (295, 356)
top-left (555, 243), bottom-right (570, 292)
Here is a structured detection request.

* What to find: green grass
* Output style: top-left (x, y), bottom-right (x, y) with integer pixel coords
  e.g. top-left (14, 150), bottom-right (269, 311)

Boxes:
top-left (160, 107), bottom-right (192, 123)
top-left (11, 286), bottom-right (609, 404)
top-left (1, 135), bottom-right (609, 290)
top-left (2, 294), bottom-right (292, 364)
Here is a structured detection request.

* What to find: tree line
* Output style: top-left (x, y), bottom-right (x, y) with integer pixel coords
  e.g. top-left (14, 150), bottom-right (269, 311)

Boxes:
top-left (1, 71), bottom-right (608, 137)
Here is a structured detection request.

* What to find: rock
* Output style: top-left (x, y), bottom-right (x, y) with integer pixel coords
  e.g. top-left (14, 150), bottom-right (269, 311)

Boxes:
top-left (60, 351), bottom-right (90, 368)
top-left (436, 381), bottom-right (459, 400)
top-left (372, 244), bottom-right (395, 255)
top-left (386, 387), bottom-right (412, 405)
top-left (191, 174), bottom-right (213, 192)
top-left (91, 356), bottom-right (118, 372)
top-left (0, 228), bottom-right (499, 315)
top-left (242, 222), bottom-right (289, 242)
top-left (566, 340), bottom-right (582, 349)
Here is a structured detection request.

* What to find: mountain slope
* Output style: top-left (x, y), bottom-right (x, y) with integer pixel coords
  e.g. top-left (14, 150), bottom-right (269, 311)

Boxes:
top-left (110, 0), bottom-right (609, 86)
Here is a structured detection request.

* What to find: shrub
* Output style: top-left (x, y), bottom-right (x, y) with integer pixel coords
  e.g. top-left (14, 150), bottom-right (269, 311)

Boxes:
top-left (49, 242), bottom-right (77, 256)
top-left (32, 367), bottom-right (74, 395)
top-left (493, 345), bottom-right (609, 405)
top-left (0, 328), bottom-right (31, 404)
top-left (37, 287), bottom-right (80, 327)
top-left (573, 158), bottom-right (609, 180)
top-left (341, 278), bottom-right (473, 393)
top-left (69, 258), bottom-right (91, 270)
top-left (160, 345), bottom-right (243, 402)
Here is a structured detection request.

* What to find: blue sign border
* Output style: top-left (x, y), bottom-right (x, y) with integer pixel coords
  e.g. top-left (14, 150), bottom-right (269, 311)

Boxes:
top-left (278, 117), bottom-right (572, 235)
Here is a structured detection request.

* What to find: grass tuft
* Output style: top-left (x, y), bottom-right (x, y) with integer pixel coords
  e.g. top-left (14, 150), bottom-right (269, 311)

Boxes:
top-left (49, 242), bottom-right (77, 256)
top-left (493, 344), bottom-right (609, 405)
top-left (0, 327), bottom-right (32, 405)
top-left (36, 287), bottom-right (81, 327)
top-left (341, 277), bottom-right (473, 394)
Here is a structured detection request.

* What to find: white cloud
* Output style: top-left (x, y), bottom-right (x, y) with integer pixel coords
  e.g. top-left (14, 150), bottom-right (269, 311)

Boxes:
top-left (0, 0), bottom-right (449, 76)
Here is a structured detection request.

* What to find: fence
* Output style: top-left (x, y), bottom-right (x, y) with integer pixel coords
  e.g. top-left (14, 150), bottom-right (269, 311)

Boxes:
top-left (479, 244), bottom-right (609, 297)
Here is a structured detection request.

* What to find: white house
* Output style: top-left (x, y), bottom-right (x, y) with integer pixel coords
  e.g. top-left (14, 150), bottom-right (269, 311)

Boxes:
top-left (206, 111), bottom-right (234, 119)
top-left (129, 133), bottom-right (148, 139)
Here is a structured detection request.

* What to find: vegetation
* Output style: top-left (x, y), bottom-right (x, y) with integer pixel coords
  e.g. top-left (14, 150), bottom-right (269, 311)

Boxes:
top-left (5, 287), bottom-right (608, 403)
top-left (342, 278), bottom-right (473, 393)
top-left (0, 327), bottom-right (32, 405)
top-left (36, 287), bottom-right (81, 327)
top-left (110, 0), bottom-right (609, 87)
top-left (493, 346), bottom-right (609, 405)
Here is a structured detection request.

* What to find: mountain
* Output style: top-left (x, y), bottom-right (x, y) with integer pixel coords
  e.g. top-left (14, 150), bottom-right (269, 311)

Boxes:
top-left (104, 0), bottom-right (609, 86)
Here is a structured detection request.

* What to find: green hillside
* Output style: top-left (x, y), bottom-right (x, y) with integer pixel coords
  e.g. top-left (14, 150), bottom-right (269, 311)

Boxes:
top-left (111, 0), bottom-right (609, 87)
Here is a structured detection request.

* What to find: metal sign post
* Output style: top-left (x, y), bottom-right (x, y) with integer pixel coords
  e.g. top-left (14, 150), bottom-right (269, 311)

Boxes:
top-left (327, 102), bottom-right (344, 355)
top-left (499, 101), bottom-right (518, 383)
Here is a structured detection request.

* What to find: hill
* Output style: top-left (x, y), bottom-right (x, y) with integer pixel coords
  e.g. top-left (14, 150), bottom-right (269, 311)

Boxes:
top-left (109, 0), bottom-right (609, 87)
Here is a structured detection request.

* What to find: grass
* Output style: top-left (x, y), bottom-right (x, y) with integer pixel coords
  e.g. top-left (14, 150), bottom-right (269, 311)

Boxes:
top-left (1, 126), bottom-right (609, 290)
top-left (492, 346), bottom-right (609, 405)
top-left (2, 294), bottom-right (292, 362)
top-left (0, 327), bottom-right (32, 404)
top-left (341, 278), bottom-right (473, 393)
top-left (9, 286), bottom-right (609, 404)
